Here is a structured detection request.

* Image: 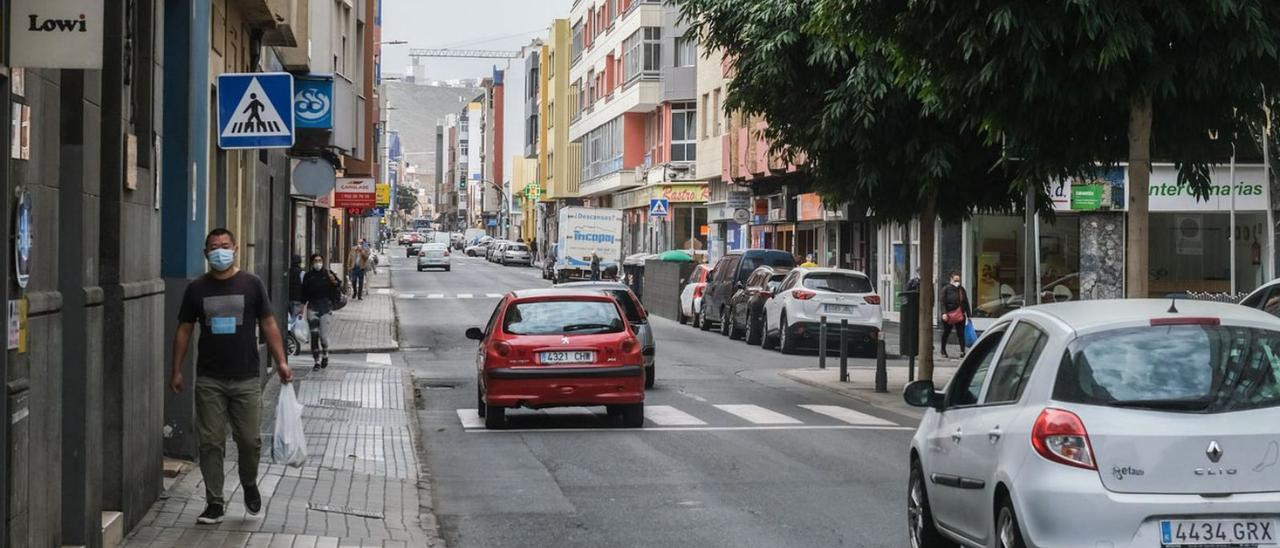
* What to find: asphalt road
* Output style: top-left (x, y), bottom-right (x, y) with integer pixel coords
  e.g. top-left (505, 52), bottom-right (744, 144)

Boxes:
top-left (389, 247), bottom-right (916, 548)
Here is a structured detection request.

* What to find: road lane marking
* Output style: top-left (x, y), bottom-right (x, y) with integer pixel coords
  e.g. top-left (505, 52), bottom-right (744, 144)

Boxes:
top-left (376, 289), bottom-right (393, 295)
top-left (465, 425), bottom-right (913, 433)
top-left (713, 404), bottom-right (803, 425)
top-left (457, 293), bottom-right (473, 299)
top-left (397, 294), bottom-right (415, 299)
top-left (456, 409), bottom-right (484, 429)
top-left (798, 404), bottom-right (896, 426)
top-left (485, 293), bottom-right (504, 298)
top-left (366, 353), bottom-right (392, 366)
top-left (427, 294), bottom-right (444, 299)
top-left (645, 405), bottom-right (707, 426)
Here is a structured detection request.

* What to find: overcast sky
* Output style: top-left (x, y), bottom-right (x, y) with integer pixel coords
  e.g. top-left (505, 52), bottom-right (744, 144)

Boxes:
top-left (380, 0), bottom-right (574, 82)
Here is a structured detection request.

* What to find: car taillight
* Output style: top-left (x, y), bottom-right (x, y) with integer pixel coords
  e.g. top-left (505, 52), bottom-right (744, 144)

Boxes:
top-left (792, 290), bottom-right (817, 300)
top-left (620, 338), bottom-right (639, 354)
top-left (759, 290), bottom-right (772, 298)
top-left (864, 295), bottom-right (881, 305)
top-left (493, 342), bottom-right (512, 358)
top-left (444, 251), bottom-right (450, 256)
top-left (693, 285), bottom-right (705, 299)
top-left (1031, 408), bottom-right (1096, 470)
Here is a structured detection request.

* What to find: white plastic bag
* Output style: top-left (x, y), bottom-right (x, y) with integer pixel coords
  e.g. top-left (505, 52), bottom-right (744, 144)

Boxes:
top-left (272, 384), bottom-right (308, 467)
top-left (290, 313), bottom-right (309, 344)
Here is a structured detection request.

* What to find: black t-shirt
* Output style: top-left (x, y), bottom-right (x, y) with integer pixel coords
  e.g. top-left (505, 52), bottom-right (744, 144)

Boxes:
top-left (178, 271), bottom-right (272, 379)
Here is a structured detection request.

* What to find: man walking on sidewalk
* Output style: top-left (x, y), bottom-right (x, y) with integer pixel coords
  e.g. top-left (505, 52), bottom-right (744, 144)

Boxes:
top-left (169, 228), bottom-right (294, 525)
top-left (348, 241), bottom-right (371, 300)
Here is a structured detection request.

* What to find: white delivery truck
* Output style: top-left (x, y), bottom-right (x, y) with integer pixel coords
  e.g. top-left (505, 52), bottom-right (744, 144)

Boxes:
top-left (555, 207), bottom-right (623, 282)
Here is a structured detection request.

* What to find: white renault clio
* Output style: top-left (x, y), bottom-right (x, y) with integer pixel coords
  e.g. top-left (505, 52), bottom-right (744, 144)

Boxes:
top-left (904, 299), bottom-right (1280, 548)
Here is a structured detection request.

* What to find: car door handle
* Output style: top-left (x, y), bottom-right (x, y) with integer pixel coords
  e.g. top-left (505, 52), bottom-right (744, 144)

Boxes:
top-left (988, 427), bottom-right (1003, 443)
top-left (951, 428), bottom-right (962, 443)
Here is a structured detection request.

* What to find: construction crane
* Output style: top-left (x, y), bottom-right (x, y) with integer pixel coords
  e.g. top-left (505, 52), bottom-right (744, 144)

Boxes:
top-left (408, 48), bottom-right (521, 60)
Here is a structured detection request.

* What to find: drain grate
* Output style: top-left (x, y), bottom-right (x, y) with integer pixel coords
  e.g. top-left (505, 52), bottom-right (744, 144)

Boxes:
top-left (307, 503), bottom-right (385, 519)
top-left (317, 398), bottom-right (362, 408)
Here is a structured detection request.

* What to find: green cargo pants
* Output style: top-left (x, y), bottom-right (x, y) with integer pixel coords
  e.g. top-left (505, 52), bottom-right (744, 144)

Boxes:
top-left (195, 376), bottom-right (262, 506)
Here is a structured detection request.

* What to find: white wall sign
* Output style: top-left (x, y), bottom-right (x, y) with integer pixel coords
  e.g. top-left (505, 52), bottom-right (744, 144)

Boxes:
top-left (10, 0), bottom-right (105, 69)
top-left (1148, 165), bottom-right (1267, 212)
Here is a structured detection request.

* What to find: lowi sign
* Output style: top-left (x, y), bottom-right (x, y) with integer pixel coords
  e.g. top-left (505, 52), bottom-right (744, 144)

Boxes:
top-left (10, 0), bottom-right (105, 69)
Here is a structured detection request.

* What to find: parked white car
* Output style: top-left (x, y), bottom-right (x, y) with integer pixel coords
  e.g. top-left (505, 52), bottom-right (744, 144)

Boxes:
top-left (903, 299), bottom-right (1280, 548)
top-left (679, 264), bottom-right (712, 327)
top-left (501, 243), bottom-right (533, 265)
top-left (465, 240), bottom-right (491, 257)
top-left (416, 243), bottom-right (451, 271)
top-left (760, 267), bottom-right (882, 355)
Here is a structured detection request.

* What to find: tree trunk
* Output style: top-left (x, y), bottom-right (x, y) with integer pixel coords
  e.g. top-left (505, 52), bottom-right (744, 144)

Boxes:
top-left (1126, 93), bottom-right (1153, 298)
top-left (917, 195), bottom-right (937, 382)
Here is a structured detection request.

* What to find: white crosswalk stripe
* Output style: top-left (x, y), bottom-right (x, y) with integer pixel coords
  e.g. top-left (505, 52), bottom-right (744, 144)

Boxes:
top-left (485, 293), bottom-right (504, 298)
top-left (456, 409), bottom-right (484, 429)
top-left (457, 293), bottom-right (473, 299)
top-left (713, 404), bottom-right (803, 425)
top-left (366, 353), bottom-right (392, 366)
top-left (798, 404), bottom-right (896, 426)
top-left (645, 405), bottom-right (707, 426)
top-left (397, 294), bottom-right (415, 299)
top-left (427, 294), bottom-right (444, 299)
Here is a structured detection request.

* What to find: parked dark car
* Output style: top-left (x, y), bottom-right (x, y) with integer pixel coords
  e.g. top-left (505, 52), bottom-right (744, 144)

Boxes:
top-left (726, 265), bottom-right (791, 344)
top-left (554, 281), bottom-right (657, 389)
top-left (700, 249), bottom-right (796, 332)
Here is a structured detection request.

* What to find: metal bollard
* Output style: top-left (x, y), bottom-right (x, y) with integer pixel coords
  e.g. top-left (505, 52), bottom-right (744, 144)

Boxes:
top-left (818, 316), bottom-right (828, 369)
top-left (839, 319), bottom-right (849, 383)
top-left (874, 338), bottom-right (888, 393)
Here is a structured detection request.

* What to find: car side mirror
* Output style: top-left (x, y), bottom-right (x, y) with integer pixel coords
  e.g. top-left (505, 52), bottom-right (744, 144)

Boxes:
top-left (464, 327), bottom-right (485, 341)
top-left (903, 380), bottom-right (945, 411)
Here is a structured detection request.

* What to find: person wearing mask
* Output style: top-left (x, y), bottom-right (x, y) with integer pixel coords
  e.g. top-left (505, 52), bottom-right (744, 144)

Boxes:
top-left (347, 242), bottom-right (371, 300)
top-left (940, 271), bottom-right (971, 358)
top-left (169, 228), bottom-right (293, 525)
top-left (302, 254), bottom-right (342, 370)
top-left (590, 252), bottom-right (602, 281)
top-left (800, 253), bottom-right (819, 267)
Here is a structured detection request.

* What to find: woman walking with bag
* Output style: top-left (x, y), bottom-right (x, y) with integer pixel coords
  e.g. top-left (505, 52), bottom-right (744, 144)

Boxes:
top-left (301, 253), bottom-right (343, 371)
top-left (940, 271), bottom-right (971, 358)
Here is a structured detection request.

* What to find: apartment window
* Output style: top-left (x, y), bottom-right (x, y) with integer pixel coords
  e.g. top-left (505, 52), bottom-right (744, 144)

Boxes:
top-left (675, 36), bottom-right (696, 67)
top-left (700, 94), bottom-right (709, 139)
top-left (713, 88), bottom-right (722, 135)
top-left (586, 69), bottom-right (596, 108)
top-left (460, 144), bottom-right (468, 156)
top-left (581, 117), bottom-right (624, 181)
top-left (571, 20), bottom-right (584, 60)
top-left (622, 27), bottom-right (661, 83)
top-left (573, 79), bottom-right (584, 118)
top-left (671, 102), bottom-right (697, 162)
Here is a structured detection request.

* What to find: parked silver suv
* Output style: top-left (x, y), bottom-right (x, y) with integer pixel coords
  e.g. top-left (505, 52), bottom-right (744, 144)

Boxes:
top-left (904, 299), bottom-right (1280, 548)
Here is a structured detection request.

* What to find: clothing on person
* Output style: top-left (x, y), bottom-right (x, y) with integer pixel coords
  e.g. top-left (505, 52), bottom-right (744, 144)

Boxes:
top-left (590, 254), bottom-right (602, 281)
top-left (301, 268), bottom-right (341, 365)
top-left (177, 271), bottom-right (272, 380)
top-left (940, 283), bottom-right (971, 356)
top-left (348, 246), bottom-right (370, 300)
top-left (195, 375), bottom-right (262, 506)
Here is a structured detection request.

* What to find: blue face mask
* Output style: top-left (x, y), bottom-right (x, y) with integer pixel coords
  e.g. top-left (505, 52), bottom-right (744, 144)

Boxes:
top-left (207, 248), bottom-right (235, 271)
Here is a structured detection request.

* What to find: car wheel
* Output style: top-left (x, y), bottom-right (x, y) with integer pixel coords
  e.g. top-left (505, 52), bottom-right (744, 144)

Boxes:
top-left (779, 314), bottom-right (796, 354)
top-left (745, 312), bottom-right (762, 345)
top-left (908, 461), bottom-right (953, 548)
top-left (606, 405), bottom-right (623, 417)
top-left (621, 404), bottom-right (644, 428)
top-left (692, 308), bottom-right (702, 329)
top-left (699, 304), bottom-right (712, 331)
top-left (445, 266), bottom-right (451, 272)
top-left (644, 365), bottom-right (655, 389)
top-left (678, 308), bottom-right (688, 325)
top-left (728, 307), bottom-right (744, 340)
top-left (286, 334), bottom-right (299, 356)
top-left (996, 497), bottom-right (1026, 548)
top-left (484, 405), bottom-right (505, 429)
top-left (761, 316), bottom-right (778, 350)
top-left (720, 308), bottom-right (731, 336)
top-left (476, 385), bottom-right (486, 417)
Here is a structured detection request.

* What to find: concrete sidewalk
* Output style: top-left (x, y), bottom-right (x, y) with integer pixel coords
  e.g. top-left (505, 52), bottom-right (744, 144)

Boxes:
top-left (122, 355), bottom-right (441, 547)
top-left (782, 361), bottom-right (957, 421)
top-left (322, 257), bottom-right (398, 354)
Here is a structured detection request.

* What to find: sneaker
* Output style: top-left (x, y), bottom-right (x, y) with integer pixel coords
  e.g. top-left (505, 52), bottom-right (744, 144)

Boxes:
top-left (313, 363), bottom-right (321, 371)
top-left (196, 504), bottom-right (224, 524)
top-left (321, 356), bottom-right (329, 369)
top-left (244, 484), bottom-right (262, 515)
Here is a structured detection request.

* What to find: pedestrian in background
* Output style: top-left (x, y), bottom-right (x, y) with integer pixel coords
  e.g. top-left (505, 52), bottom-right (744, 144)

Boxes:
top-left (590, 252), bottom-right (602, 281)
top-left (169, 228), bottom-right (293, 525)
top-left (302, 253), bottom-right (341, 371)
top-left (940, 271), bottom-right (971, 358)
top-left (287, 254), bottom-right (304, 317)
top-left (347, 242), bottom-right (370, 300)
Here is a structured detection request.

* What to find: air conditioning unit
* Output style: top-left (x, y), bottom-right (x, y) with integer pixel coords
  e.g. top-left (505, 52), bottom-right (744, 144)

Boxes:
top-left (767, 208), bottom-right (790, 223)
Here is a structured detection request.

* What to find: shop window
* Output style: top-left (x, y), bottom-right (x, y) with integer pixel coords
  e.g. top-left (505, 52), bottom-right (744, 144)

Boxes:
top-left (1149, 212), bottom-right (1267, 297)
top-left (971, 215), bottom-right (1080, 318)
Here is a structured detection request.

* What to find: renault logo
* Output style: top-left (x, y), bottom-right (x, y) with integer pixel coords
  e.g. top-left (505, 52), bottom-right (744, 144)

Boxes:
top-left (1207, 441), bottom-right (1224, 463)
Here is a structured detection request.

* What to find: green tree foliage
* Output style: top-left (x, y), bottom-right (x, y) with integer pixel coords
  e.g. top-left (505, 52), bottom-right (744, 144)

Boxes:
top-left (395, 186), bottom-right (419, 212)
top-left (849, 0), bottom-right (1280, 296)
top-left (675, 0), bottom-right (1035, 380)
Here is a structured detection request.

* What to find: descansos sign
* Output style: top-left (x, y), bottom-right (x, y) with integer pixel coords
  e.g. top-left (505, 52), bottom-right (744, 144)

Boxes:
top-left (10, 0), bottom-right (105, 69)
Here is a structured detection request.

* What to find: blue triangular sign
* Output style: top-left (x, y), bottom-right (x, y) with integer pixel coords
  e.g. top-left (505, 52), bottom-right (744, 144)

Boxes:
top-left (649, 198), bottom-right (669, 217)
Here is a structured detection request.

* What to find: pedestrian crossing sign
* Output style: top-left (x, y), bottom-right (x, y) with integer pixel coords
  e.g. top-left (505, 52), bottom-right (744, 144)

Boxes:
top-left (649, 198), bottom-right (669, 217)
top-left (217, 72), bottom-right (295, 149)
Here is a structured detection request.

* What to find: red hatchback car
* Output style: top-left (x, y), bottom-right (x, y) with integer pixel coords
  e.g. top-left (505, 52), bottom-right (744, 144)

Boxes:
top-left (467, 289), bottom-right (646, 429)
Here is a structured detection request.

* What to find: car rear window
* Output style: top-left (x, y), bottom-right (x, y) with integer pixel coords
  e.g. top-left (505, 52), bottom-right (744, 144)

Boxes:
top-left (508, 244), bottom-right (528, 251)
top-left (502, 300), bottom-right (624, 335)
top-left (1054, 324), bottom-right (1280, 413)
top-left (802, 273), bottom-right (873, 293)
top-left (739, 252), bottom-right (795, 275)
